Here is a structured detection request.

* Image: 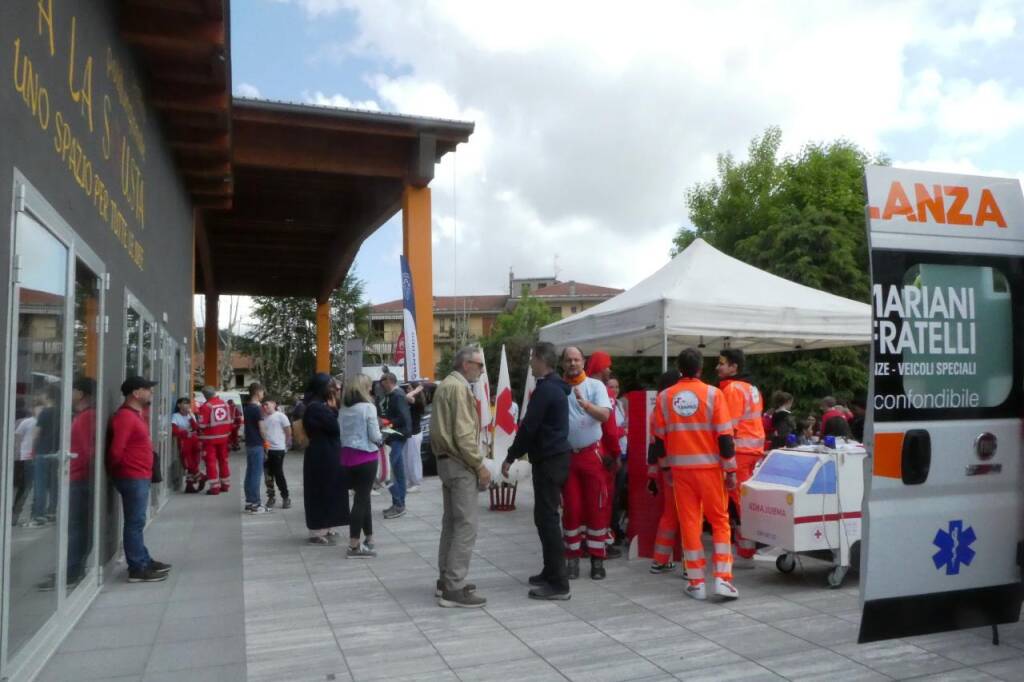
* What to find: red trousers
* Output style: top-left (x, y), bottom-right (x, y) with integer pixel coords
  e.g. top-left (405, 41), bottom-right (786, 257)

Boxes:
top-left (674, 467), bottom-right (732, 584)
top-left (727, 452), bottom-right (763, 559)
top-left (562, 445), bottom-right (608, 559)
top-left (652, 468), bottom-right (680, 565)
top-left (202, 440), bottom-right (231, 486)
top-left (177, 436), bottom-right (201, 476)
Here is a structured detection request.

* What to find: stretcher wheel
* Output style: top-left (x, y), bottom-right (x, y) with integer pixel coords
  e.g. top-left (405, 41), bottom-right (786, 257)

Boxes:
top-left (776, 554), bottom-right (796, 574)
top-left (828, 565), bottom-right (848, 589)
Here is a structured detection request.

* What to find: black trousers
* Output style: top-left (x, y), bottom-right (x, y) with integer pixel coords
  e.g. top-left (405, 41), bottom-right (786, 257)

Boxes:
top-left (344, 460), bottom-right (376, 541)
top-left (263, 450), bottom-right (289, 498)
top-left (532, 452), bottom-right (571, 591)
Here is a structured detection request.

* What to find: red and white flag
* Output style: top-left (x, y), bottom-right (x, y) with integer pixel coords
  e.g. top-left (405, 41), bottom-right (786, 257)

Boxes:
top-left (492, 345), bottom-right (517, 462)
top-left (393, 332), bottom-right (406, 366)
top-left (520, 349), bottom-right (537, 424)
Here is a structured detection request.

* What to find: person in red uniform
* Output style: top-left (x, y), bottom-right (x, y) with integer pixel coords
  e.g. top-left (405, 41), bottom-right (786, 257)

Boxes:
top-left (171, 397), bottom-right (203, 493)
top-left (646, 369), bottom-right (682, 574)
top-left (717, 348), bottom-right (765, 567)
top-left (197, 386), bottom-right (234, 495)
top-left (228, 399), bottom-right (243, 452)
top-left (653, 348), bottom-right (738, 601)
top-left (108, 376), bottom-right (172, 582)
top-left (584, 350), bottom-right (624, 559)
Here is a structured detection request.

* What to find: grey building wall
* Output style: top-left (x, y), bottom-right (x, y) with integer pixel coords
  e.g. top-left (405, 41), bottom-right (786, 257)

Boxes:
top-left (1, 1), bottom-right (194, 563)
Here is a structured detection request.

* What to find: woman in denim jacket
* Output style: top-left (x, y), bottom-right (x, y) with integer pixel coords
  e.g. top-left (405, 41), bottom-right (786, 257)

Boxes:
top-left (339, 374), bottom-right (384, 558)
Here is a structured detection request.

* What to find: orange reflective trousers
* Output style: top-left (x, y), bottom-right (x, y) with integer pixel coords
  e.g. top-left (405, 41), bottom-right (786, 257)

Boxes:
top-left (673, 467), bottom-right (732, 584)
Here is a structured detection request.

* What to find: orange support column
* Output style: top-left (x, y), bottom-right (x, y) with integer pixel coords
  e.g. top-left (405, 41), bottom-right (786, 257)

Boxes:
top-left (316, 300), bottom-right (330, 374)
top-left (204, 294), bottom-right (219, 388)
top-left (402, 185), bottom-right (434, 378)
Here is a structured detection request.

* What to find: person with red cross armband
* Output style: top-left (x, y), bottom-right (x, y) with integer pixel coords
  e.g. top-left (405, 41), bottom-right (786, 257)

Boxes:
top-left (197, 386), bottom-right (234, 495)
top-left (717, 348), bottom-right (765, 568)
top-left (653, 347), bottom-right (740, 602)
top-left (560, 346), bottom-right (612, 581)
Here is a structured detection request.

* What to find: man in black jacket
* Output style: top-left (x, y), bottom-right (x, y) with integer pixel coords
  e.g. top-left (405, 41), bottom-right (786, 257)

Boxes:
top-left (504, 342), bottom-right (572, 600)
top-left (381, 372), bottom-right (412, 519)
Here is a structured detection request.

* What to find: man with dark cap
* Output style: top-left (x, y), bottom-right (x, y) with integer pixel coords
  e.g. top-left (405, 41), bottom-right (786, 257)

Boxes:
top-left (108, 376), bottom-right (172, 582)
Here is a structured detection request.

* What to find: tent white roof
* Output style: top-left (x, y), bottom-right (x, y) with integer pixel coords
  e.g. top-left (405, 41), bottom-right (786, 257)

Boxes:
top-left (539, 238), bottom-right (871, 356)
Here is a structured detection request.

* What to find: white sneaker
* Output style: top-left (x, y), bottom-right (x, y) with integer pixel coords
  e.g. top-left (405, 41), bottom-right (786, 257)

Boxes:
top-left (370, 488), bottom-right (381, 496)
top-left (407, 485), bottom-right (421, 493)
top-left (715, 577), bottom-right (739, 600)
top-left (247, 505), bottom-right (274, 514)
top-left (733, 555), bottom-right (756, 570)
top-left (684, 582), bottom-right (707, 601)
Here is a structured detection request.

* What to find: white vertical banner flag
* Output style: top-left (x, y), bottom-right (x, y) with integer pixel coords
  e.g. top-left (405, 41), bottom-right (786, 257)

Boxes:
top-left (399, 256), bottom-right (421, 381)
top-left (520, 349), bottom-right (537, 423)
top-left (492, 345), bottom-right (517, 463)
top-left (473, 353), bottom-right (492, 454)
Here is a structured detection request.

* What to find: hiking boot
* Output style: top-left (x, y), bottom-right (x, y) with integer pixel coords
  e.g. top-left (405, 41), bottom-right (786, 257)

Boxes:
top-left (590, 558), bottom-right (606, 581)
top-left (347, 544), bottom-right (377, 559)
top-left (649, 561), bottom-right (676, 574)
top-left (685, 582), bottom-right (707, 601)
top-left (605, 545), bottom-right (623, 559)
top-left (528, 573), bottom-right (547, 586)
top-left (435, 580), bottom-right (476, 597)
top-left (528, 584), bottom-right (571, 601)
top-left (383, 506), bottom-right (406, 519)
top-left (567, 558), bottom-right (580, 580)
top-left (195, 475), bottom-right (208, 492)
top-left (148, 560), bottom-right (172, 574)
top-left (128, 567), bottom-right (169, 583)
top-left (438, 586), bottom-right (486, 609)
top-left (282, 497), bottom-right (292, 509)
top-left (714, 577), bottom-right (739, 600)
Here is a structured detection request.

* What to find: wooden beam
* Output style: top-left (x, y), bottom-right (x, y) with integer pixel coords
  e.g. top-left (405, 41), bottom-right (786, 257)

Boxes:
top-left (170, 131), bottom-right (230, 153)
top-left (181, 161), bottom-right (231, 178)
top-left (121, 10), bottom-right (225, 56)
top-left (152, 88), bottom-right (229, 114)
top-left (204, 294), bottom-right (219, 387)
top-left (233, 123), bottom-right (408, 178)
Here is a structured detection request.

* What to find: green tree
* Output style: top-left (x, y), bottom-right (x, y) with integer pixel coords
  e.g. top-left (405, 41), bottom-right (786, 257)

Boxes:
top-left (244, 272), bottom-right (369, 397)
top-left (674, 128), bottom-right (887, 416)
top-left (479, 292), bottom-right (559, 402)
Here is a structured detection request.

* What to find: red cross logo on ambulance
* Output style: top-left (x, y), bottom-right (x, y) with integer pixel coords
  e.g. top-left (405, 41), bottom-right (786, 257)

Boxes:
top-left (672, 391), bottom-right (700, 417)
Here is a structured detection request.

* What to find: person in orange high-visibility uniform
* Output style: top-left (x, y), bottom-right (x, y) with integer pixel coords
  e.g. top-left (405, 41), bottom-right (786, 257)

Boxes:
top-left (647, 370), bottom-right (682, 574)
top-left (653, 347), bottom-right (739, 601)
top-left (717, 349), bottom-right (765, 566)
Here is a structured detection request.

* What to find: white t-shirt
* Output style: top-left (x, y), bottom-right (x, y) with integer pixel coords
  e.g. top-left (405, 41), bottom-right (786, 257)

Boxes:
top-left (15, 417), bottom-right (36, 460)
top-left (567, 377), bottom-right (612, 449)
top-left (170, 413), bottom-right (194, 433)
top-left (263, 411), bottom-right (291, 451)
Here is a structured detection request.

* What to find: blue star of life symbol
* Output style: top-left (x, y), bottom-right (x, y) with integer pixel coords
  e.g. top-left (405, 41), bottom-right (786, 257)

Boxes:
top-left (932, 520), bottom-right (976, 575)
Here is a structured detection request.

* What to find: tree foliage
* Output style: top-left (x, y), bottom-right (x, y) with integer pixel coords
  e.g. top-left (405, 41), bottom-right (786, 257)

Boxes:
top-left (479, 292), bottom-right (559, 402)
top-left (243, 273), bottom-right (369, 398)
top-left (673, 127), bottom-right (886, 416)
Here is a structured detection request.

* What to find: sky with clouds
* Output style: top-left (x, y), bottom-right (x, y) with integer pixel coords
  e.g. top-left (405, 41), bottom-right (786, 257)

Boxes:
top-left (216, 0), bottom-right (1024, 322)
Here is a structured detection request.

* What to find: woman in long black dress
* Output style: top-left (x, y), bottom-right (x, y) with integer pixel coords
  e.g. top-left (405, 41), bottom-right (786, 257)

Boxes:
top-left (302, 373), bottom-right (349, 544)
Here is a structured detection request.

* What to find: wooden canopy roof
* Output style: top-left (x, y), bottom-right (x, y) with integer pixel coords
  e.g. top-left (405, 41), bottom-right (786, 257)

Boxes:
top-left (122, 0), bottom-right (473, 302)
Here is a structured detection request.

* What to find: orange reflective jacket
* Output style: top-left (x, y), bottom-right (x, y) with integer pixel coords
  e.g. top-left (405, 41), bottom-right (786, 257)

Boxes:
top-left (652, 378), bottom-right (735, 471)
top-left (720, 378), bottom-right (764, 454)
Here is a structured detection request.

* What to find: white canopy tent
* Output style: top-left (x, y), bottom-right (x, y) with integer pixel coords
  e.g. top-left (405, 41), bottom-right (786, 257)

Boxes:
top-left (539, 238), bottom-right (871, 365)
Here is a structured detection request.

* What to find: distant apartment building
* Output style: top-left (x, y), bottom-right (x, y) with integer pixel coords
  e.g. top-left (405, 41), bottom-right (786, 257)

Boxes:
top-left (366, 273), bottom-right (623, 367)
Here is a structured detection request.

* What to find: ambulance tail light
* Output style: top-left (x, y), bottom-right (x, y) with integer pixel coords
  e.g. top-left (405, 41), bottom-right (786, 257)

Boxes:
top-left (901, 430), bottom-right (930, 485)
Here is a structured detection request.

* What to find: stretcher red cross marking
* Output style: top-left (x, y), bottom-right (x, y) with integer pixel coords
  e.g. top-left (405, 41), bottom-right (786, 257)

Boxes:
top-left (814, 529), bottom-right (823, 539)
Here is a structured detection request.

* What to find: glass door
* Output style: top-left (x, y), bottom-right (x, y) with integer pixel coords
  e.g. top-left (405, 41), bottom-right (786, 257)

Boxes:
top-left (5, 210), bottom-right (72, 660)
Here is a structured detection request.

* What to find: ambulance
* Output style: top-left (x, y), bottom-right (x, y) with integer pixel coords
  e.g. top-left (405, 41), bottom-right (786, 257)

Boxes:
top-left (859, 166), bottom-right (1024, 642)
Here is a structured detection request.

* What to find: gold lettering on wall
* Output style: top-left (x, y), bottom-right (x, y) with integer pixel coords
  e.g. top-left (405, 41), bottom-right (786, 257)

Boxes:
top-left (67, 16), bottom-right (94, 133)
top-left (37, 0), bottom-right (54, 57)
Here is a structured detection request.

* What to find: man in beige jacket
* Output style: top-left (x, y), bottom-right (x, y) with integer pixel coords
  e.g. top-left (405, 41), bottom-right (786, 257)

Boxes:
top-left (431, 345), bottom-right (493, 608)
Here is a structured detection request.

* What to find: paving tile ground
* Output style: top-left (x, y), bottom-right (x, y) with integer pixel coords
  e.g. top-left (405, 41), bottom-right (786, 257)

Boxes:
top-left (38, 452), bottom-right (1024, 681)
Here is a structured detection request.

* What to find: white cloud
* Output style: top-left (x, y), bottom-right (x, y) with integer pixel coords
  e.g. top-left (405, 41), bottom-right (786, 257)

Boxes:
top-left (303, 90), bottom-right (381, 111)
top-left (235, 82), bottom-right (262, 98)
top-left (270, 0), bottom-right (1024, 301)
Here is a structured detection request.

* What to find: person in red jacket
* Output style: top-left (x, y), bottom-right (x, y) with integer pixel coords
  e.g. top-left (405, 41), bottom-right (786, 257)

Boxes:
top-left (585, 350), bottom-right (624, 559)
top-left (108, 376), bottom-right (172, 582)
top-left (171, 397), bottom-right (202, 493)
top-left (228, 399), bottom-right (243, 451)
top-left (197, 386), bottom-right (234, 495)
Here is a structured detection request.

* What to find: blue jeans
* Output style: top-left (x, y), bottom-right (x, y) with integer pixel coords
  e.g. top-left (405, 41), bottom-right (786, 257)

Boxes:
top-left (244, 445), bottom-right (265, 505)
top-left (388, 439), bottom-right (407, 509)
top-left (114, 478), bottom-right (152, 572)
top-left (31, 454), bottom-right (56, 519)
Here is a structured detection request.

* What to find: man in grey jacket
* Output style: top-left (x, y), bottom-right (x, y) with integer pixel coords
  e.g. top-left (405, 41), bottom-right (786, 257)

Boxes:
top-left (431, 346), bottom-right (493, 608)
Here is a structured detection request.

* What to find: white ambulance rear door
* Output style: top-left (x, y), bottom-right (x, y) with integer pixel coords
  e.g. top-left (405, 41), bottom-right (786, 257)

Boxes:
top-left (859, 166), bottom-right (1024, 643)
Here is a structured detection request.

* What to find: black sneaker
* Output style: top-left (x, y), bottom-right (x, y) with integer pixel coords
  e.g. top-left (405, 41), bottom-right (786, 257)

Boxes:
top-left (528, 584), bottom-right (571, 601)
top-left (649, 561), bottom-right (676, 574)
top-left (128, 567), bottom-right (168, 583)
top-left (148, 560), bottom-right (172, 574)
top-left (383, 506), bottom-right (406, 519)
top-left (528, 573), bottom-right (547, 586)
top-left (282, 497), bottom-right (292, 509)
top-left (567, 558), bottom-right (580, 580)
